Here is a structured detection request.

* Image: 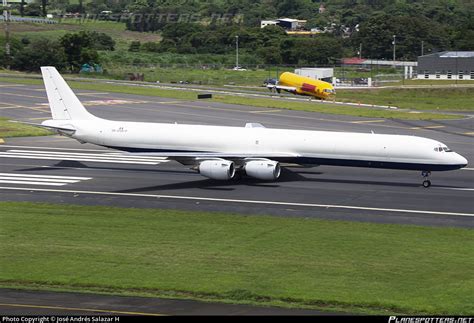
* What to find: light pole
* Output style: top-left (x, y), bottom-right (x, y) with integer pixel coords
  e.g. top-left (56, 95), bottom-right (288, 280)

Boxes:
top-left (235, 35), bottom-right (239, 69)
top-left (421, 40), bottom-right (424, 56)
top-left (392, 35), bottom-right (396, 63)
top-left (359, 43), bottom-right (362, 59)
top-left (2, 0), bottom-right (10, 69)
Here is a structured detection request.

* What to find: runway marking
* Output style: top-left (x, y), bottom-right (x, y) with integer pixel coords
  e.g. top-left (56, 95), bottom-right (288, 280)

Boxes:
top-left (249, 109), bottom-right (282, 113)
top-left (0, 186), bottom-right (472, 218)
top-left (0, 103), bottom-right (49, 113)
top-left (158, 100), bottom-right (185, 104)
top-left (461, 168), bottom-right (474, 171)
top-left (0, 84), bottom-right (25, 87)
top-left (0, 303), bottom-right (164, 316)
top-left (463, 132), bottom-right (474, 135)
top-left (410, 125), bottom-right (445, 130)
top-left (27, 117), bottom-right (49, 121)
top-left (0, 173), bottom-right (92, 180)
top-left (76, 92), bottom-right (112, 95)
top-left (0, 149), bottom-right (169, 165)
top-left (0, 92), bottom-right (45, 99)
top-left (351, 120), bottom-right (385, 124)
top-left (37, 100), bottom-right (149, 107)
top-left (8, 149), bottom-right (168, 161)
top-left (0, 173), bottom-right (91, 186)
top-left (437, 187), bottom-right (474, 191)
top-left (1, 144), bottom-right (115, 152)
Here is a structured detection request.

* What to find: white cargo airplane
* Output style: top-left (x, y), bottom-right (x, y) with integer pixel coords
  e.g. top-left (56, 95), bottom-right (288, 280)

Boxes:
top-left (28, 67), bottom-right (467, 187)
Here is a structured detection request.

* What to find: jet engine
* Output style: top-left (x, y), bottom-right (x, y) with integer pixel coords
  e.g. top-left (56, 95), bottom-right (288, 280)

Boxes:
top-left (245, 160), bottom-right (281, 180)
top-left (199, 159), bottom-right (235, 180)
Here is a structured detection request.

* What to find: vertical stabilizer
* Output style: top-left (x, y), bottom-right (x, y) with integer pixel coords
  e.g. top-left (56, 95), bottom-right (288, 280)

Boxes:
top-left (41, 66), bottom-right (97, 120)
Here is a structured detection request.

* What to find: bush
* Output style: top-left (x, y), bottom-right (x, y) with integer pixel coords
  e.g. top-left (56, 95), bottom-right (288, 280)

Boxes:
top-left (141, 42), bottom-right (161, 52)
top-left (128, 41), bottom-right (141, 52)
top-left (90, 32), bottom-right (116, 51)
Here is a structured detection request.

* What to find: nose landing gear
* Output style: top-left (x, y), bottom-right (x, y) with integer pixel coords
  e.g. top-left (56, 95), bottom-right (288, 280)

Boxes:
top-left (422, 171), bottom-right (431, 188)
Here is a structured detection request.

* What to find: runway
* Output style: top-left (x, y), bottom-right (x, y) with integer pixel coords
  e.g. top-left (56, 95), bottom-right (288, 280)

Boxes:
top-left (0, 82), bottom-right (473, 230)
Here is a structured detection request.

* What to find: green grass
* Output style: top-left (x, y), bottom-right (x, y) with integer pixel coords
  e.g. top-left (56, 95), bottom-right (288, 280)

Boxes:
top-left (337, 87), bottom-right (474, 111)
top-left (0, 202), bottom-right (473, 314)
top-left (0, 117), bottom-right (51, 138)
top-left (0, 76), bottom-right (459, 120)
top-left (9, 20), bottom-right (161, 45)
top-left (97, 60), bottom-right (276, 85)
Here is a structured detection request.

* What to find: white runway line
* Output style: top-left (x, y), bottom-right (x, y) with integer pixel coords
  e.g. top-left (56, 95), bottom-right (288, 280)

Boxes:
top-left (0, 186), bottom-right (472, 218)
top-left (0, 180), bottom-right (67, 186)
top-left (0, 149), bottom-right (169, 165)
top-left (0, 173), bottom-right (91, 187)
top-left (0, 173), bottom-right (91, 180)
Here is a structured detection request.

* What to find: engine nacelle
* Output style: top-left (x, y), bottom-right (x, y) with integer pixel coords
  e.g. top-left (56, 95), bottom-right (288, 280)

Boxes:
top-left (245, 160), bottom-right (281, 181)
top-left (199, 160), bottom-right (235, 180)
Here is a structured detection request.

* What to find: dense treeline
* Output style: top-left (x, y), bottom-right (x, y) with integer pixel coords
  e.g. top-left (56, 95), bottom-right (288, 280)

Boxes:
top-left (133, 24), bottom-right (343, 65)
top-left (1, 0), bottom-right (473, 70)
top-left (0, 31), bottom-right (114, 72)
top-left (120, 0), bottom-right (474, 60)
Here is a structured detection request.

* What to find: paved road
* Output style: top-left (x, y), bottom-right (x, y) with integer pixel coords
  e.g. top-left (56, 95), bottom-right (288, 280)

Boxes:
top-left (0, 82), bottom-right (473, 227)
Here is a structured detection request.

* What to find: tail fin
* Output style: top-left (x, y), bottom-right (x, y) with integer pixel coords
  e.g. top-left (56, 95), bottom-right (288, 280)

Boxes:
top-left (41, 66), bottom-right (97, 120)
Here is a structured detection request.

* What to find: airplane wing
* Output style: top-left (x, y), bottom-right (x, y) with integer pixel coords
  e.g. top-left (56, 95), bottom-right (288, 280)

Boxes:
top-left (122, 151), bottom-right (299, 165)
top-left (123, 152), bottom-right (298, 159)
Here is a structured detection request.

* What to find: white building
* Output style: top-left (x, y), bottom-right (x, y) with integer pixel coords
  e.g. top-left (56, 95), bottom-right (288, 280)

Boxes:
top-left (294, 68), bottom-right (333, 82)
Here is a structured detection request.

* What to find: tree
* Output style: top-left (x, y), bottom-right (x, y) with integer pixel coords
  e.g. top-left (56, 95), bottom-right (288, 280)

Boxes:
top-left (60, 32), bottom-right (100, 71)
top-left (41, 0), bottom-right (47, 17)
top-left (12, 38), bottom-right (67, 72)
top-left (353, 14), bottom-right (450, 60)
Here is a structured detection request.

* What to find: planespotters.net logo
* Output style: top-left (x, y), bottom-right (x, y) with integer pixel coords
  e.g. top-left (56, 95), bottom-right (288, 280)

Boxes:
top-left (389, 317), bottom-right (473, 323)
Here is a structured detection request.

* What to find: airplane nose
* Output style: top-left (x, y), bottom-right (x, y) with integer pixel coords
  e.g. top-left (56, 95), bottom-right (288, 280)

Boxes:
top-left (455, 153), bottom-right (468, 168)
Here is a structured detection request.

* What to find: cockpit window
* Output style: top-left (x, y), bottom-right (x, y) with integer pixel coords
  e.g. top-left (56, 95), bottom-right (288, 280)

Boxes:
top-left (434, 146), bottom-right (453, 152)
top-left (323, 89), bottom-right (334, 93)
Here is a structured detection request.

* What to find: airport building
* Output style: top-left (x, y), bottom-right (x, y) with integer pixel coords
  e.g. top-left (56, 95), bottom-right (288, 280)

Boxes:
top-left (260, 18), bottom-right (307, 30)
top-left (417, 51), bottom-right (474, 80)
top-left (294, 68), bottom-right (333, 83)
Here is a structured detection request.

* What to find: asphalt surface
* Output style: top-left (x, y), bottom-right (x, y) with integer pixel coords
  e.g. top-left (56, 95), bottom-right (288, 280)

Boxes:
top-left (0, 289), bottom-right (326, 315)
top-left (0, 82), bottom-right (473, 315)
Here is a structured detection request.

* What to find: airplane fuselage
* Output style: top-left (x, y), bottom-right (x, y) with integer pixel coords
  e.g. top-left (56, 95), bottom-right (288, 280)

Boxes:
top-left (45, 119), bottom-right (468, 172)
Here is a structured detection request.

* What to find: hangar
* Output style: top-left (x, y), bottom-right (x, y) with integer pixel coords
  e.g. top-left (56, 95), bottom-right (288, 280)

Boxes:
top-left (417, 51), bottom-right (474, 80)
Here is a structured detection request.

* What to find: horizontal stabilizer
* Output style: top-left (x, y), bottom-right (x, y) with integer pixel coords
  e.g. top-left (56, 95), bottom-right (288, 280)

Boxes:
top-left (9, 120), bottom-right (76, 135)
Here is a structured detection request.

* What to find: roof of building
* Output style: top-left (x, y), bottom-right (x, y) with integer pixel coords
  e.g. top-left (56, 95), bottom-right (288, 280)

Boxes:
top-left (420, 51), bottom-right (474, 58)
top-left (277, 18), bottom-right (300, 23)
top-left (440, 51), bottom-right (474, 58)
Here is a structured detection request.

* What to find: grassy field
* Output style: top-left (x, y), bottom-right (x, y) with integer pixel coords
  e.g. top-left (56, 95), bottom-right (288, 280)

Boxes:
top-left (9, 20), bottom-right (161, 47)
top-left (0, 76), bottom-right (459, 121)
top-left (0, 117), bottom-right (51, 138)
top-left (0, 202), bottom-right (473, 314)
top-left (337, 87), bottom-right (474, 111)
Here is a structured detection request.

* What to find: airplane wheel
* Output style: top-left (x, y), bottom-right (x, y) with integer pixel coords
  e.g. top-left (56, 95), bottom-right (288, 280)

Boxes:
top-left (422, 180), bottom-right (431, 188)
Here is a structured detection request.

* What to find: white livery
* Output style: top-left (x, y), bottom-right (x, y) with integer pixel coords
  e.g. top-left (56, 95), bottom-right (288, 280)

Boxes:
top-left (34, 67), bottom-right (467, 187)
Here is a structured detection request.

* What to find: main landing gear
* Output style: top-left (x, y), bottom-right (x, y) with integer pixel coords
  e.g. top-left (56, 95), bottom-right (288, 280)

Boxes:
top-left (422, 171), bottom-right (431, 188)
